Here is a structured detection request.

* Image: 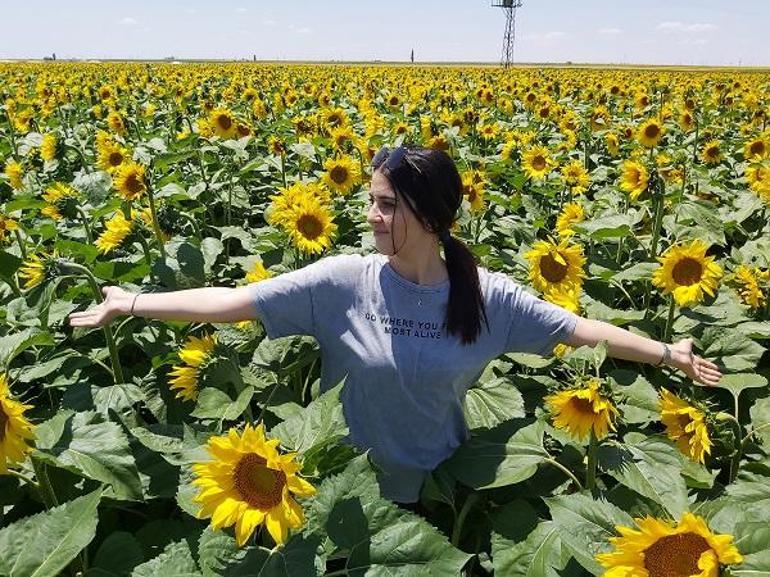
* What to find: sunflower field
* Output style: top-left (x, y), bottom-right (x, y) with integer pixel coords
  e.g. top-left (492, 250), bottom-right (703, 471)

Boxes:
top-left (1, 62), bottom-right (770, 577)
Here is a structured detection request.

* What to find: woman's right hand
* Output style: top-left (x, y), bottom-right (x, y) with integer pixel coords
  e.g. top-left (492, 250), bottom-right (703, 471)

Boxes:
top-left (68, 286), bottom-right (135, 328)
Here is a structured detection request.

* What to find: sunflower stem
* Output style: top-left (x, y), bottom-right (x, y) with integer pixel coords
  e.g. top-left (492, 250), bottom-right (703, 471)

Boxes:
top-left (7, 468), bottom-right (40, 490)
top-left (146, 182), bottom-right (167, 261)
top-left (586, 430), bottom-right (599, 495)
top-left (662, 297), bottom-right (676, 343)
top-left (14, 229), bottom-right (27, 260)
top-left (543, 457), bottom-right (584, 492)
top-left (451, 492), bottom-right (480, 547)
top-left (76, 206), bottom-right (93, 244)
top-left (58, 260), bottom-right (125, 384)
top-left (280, 153), bottom-right (287, 189)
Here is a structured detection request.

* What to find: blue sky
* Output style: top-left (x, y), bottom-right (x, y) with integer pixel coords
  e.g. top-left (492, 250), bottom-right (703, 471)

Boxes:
top-left (1, 0), bottom-right (768, 66)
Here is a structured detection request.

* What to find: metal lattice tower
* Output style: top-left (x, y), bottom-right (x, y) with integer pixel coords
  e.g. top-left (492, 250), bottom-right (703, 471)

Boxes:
top-left (491, 0), bottom-right (523, 68)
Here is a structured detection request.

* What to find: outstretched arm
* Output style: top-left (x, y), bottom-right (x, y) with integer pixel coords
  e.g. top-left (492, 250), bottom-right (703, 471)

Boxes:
top-left (563, 317), bottom-right (722, 386)
top-left (68, 285), bottom-right (258, 327)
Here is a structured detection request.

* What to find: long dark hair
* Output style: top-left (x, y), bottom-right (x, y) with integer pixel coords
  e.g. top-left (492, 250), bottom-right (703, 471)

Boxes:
top-left (373, 145), bottom-right (490, 345)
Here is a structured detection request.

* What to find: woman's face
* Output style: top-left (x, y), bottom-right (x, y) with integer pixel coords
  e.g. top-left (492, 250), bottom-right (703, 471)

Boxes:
top-left (366, 170), bottom-right (431, 256)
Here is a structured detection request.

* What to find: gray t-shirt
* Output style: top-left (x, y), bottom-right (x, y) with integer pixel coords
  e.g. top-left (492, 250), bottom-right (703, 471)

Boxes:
top-left (250, 253), bottom-right (578, 502)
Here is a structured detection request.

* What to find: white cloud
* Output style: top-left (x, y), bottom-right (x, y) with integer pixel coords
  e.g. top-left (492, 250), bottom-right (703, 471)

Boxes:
top-left (263, 18), bottom-right (277, 27)
top-left (235, 7), bottom-right (247, 13)
top-left (120, 16), bottom-right (138, 26)
top-left (597, 27), bottom-right (622, 36)
top-left (657, 21), bottom-right (718, 33)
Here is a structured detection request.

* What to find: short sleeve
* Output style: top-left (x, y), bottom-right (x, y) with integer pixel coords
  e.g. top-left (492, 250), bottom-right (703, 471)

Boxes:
top-left (249, 254), bottom-right (361, 339)
top-left (499, 278), bottom-right (579, 356)
top-left (479, 268), bottom-right (578, 356)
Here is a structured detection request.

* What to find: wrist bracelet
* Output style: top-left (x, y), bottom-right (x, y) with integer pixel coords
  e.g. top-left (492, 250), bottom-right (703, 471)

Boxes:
top-left (655, 343), bottom-right (671, 367)
top-left (129, 293), bottom-right (139, 316)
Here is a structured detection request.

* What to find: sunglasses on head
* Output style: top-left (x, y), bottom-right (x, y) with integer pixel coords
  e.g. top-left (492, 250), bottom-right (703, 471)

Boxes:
top-left (372, 146), bottom-right (422, 174)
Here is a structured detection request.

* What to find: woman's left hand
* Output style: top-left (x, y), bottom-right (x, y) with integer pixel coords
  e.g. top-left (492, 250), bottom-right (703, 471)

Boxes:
top-left (669, 338), bottom-right (722, 386)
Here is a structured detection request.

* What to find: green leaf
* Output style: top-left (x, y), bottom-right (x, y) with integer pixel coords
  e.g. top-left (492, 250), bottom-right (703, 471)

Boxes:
top-left (598, 437), bottom-right (689, 517)
top-left (545, 493), bottom-right (634, 576)
top-left (35, 411), bottom-right (143, 500)
top-left (609, 370), bottom-right (660, 424)
top-left (131, 540), bottom-right (201, 577)
top-left (0, 488), bottom-right (102, 577)
top-left (200, 237), bottom-right (224, 275)
top-left (177, 243), bottom-right (206, 284)
top-left (731, 551), bottom-right (770, 577)
top-left (305, 457), bottom-right (472, 575)
top-left (0, 328), bottom-right (55, 368)
top-left (611, 262), bottom-right (657, 283)
top-left (750, 397), bottom-right (770, 447)
top-left (738, 321), bottom-right (770, 340)
top-left (444, 419), bottom-right (550, 490)
top-left (574, 214), bottom-right (633, 239)
top-left (492, 522), bottom-right (574, 577)
top-left (702, 327), bottom-right (766, 372)
top-left (191, 386), bottom-right (254, 422)
top-left (715, 373), bottom-right (769, 399)
top-left (0, 250), bottom-right (22, 282)
top-left (90, 531), bottom-right (144, 577)
top-left (271, 380), bottom-right (348, 454)
top-left (464, 376), bottom-right (525, 430)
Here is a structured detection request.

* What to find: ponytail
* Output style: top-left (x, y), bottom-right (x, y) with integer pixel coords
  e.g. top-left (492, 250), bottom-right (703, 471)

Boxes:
top-left (441, 234), bottom-right (490, 345)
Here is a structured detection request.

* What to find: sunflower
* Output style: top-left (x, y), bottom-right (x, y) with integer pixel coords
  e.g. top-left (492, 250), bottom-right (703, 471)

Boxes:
top-left (555, 202), bottom-right (585, 238)
top-left (42, 182), bottom-right (79, 221)
top-left (107, 110), bottom-right (126, 135)
top-left (522, 145), bottom-right (554, 180)
top-left (283, 196), bottom-right (337, 255)
top-left (322, 107), bottom-right (348, 131)
top-left (267, 182), bottom-right (331, 228)
top-left (637, 118), bottom-right (664, 148)
top-left (0, 214), bottom-right (19, 243)
top-left (525, 238), bottom-right (586, 294)
top-left (461, 170), bottom-right (486, 213)
top-left (545, 379), bottom-right (618, 441)
top-left (544, 283), bottom-right (581, 314)
top-left (18, 254), bottom-right (47, 290)
top-left (619, 160), bottom-right (649, 201)
top-left (169, 333), bottom-right (218, 402)
top-left (113, 162), bottom-right (147, 201)
top-left (0, 373), bottom-right (36, 474)
top-left (4, 160), bottom-right (23, 190)
top-left (744, 137), bottom-right (768, 161)
top-left (330, 125), bottom-right (355, 149)
top-left (560, 160), bottom-right (590, 194)
top-left (322, 156), bottom-right (360, 195)
top-left (40, 133), bottom-right (57, 161)
top-left (191, 423), bottom-right (316, 547)
top-left (95, 211), bottom-right (134, 254)
top-left (700, 140), bottom-right (723, 165)
top-left (652, 240), bottom-right (723, 308)
top-left (659, 389), bottom-right (712, 464)
top-left (596, 512), bottom-right (743, 577)
top-left (245, 259), bottom-right (274, 284)
top-left (97, 140), bottom-right (129, 172)
top-left (679, 109), bottom-right (695, 132)
top-left (605, 132), bottom-right (620, 156)
top-left (209, 107), bottom-right (238, 139)
top-left (729, 265), bottom-right (766, 309)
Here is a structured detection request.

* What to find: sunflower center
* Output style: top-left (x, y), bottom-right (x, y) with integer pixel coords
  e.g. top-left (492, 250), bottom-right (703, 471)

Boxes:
top-left (109, 152), bottom-right (124, 166)
top-left (643, 533), bottom-right (711, 577)
top-left (645, 124), bottom-right (660, 139)
top-left (532, 155), bottom-right (547, 171)
top-left (233, 453), bottom-right (286, 510)
top-left (540, 252), bottom-right (568, 283)
top-left (707, 146), bottom-right (720, 158)
top-left (0, 406), bottom-right (8, 441)
top-left (567, 396), bottom-right (595, 416)
top-left (125, 174), bottom-right (144, 195)
top-left (672, 257), bottom-right (704, 286)
top-left (465, 186), bottom-right (477, 202)
top-left (296, 214), bottom-right (323, 240)
top-left (750, 141), bottom-right (765, 156)
top-left (329, 166), bottom-right (349, 185)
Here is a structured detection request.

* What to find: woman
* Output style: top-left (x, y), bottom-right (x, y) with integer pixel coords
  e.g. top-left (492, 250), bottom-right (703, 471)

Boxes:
top-left (69, 145), bottom-right (722, 503)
